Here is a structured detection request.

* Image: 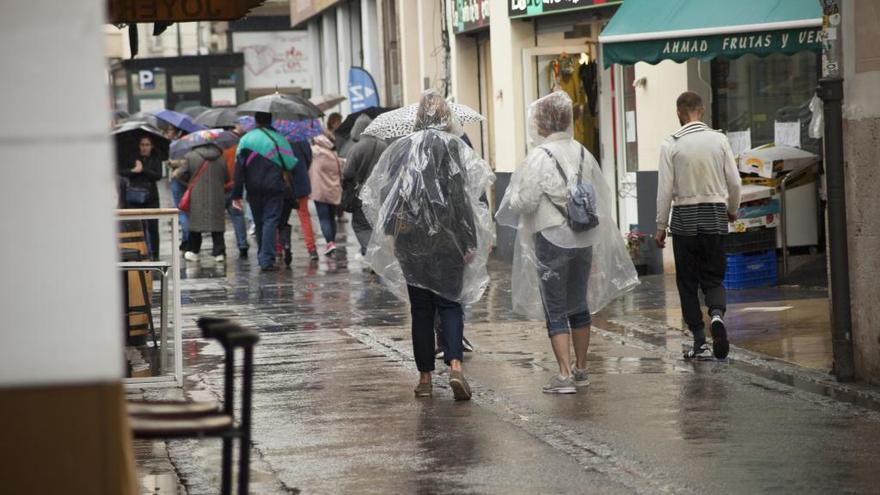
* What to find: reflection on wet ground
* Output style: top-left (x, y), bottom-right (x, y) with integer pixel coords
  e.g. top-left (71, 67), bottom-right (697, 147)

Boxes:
top-left (598, 273), bottom-right (833, 370)
top-left (135, 218), bottom-right (880, 495)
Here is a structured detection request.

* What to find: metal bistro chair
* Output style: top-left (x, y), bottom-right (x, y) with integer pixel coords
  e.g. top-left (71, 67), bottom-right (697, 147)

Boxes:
top-left (128, 318), bottom-right (259, 495)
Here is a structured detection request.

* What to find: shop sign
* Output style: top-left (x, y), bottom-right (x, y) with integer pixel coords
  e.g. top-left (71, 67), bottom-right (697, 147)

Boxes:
top-left (171, 75), bottom-right (201, 93)
top-left (232, 31), bottom-right (312, 90)
top-left (108, 0), bottom-right (261, 23)
top-left (509, 0), bottom-right (621, 19)
top-left (603, 27), bottom-right (824, 67)
top-left (453, 0), bottom-right (490, 34)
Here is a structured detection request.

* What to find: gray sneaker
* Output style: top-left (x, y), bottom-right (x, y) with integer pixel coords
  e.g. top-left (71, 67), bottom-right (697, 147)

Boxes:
top-left (414, 382), bottom-right (432, 398)
top-left (542, 374), bottom-right (576, 394)
top-left (448, 370), bottom-right (472, 401)
top-left (571, 366), bottom-right (590, 387)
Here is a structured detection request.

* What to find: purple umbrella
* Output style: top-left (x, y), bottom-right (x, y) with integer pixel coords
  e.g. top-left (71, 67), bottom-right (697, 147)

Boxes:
top-left (152, 109), bottom-right (207, 134)
top-left (237, 116), bottom-right (324, 143)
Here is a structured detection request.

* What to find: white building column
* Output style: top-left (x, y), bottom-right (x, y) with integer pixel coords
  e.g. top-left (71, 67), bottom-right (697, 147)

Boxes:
top-left (321, 12), bottom-right (340, 97)
top-left (397, 0), bottom-right (421, 103)
top-left (336, 4), bottom-right (353, 114)
top-left (361, 0), bottom-right (384, 104)
top-left (308, 19), bottom-right (324, 97)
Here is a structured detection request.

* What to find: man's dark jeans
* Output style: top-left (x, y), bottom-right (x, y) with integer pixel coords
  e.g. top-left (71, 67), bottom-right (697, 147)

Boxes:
top-left (249, 193), bottom-right (285, 268)
top-left (672, 234), bottom-right (727, 345)
top-left (407, 285), bottom-right (463, 372)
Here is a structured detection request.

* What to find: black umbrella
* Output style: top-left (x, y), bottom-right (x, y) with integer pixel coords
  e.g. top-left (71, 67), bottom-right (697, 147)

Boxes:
top-left (183, 105), bottom-right (210, 118)
top-left (237, 92), bottom-right (323, 121)
top-left (334, 106), bottom-right (395, 139)
top-left (112, 121), bottom-right (171, 165)
top-left (194, 108), bottom-right (238, 128)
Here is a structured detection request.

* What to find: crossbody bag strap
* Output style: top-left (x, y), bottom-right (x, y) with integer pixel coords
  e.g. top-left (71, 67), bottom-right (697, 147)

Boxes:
top-left (257, 128), bottom-right (285, 167)
top-left (538, 146), bottom-right (570, 219)
top-left (188, 160), bottom-right (209, 190)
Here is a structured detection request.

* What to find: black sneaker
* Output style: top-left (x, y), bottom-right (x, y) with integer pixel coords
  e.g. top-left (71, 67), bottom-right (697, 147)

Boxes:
top-left (239, 248), bottom-right (248, 258)
top-left (309, 250), bottom-right (319, 261)
top-left (711, 315), bottom-right (729, 359)
top-left (684, 343), bottom-right (713, 360)
top-left (462, 336), bottom-right (475, 353)
top-left (260, 265), bottom-right (277, 272)
top-left (283, 248), bottom-right (292, 266)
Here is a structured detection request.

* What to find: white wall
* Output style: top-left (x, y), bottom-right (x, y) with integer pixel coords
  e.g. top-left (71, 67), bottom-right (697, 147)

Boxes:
top-left (321, 13), bottom-right (340, 95)
top-left (336, 4), bottom-right (354, 114)
top-left (489, 1), bottom-right (534, 173)
top-left (398, 0), bottom-right (422, 103)
top-left (633, 60), bottom-right (689, 170)
top-left (1, 0), bottom-right (123, 387)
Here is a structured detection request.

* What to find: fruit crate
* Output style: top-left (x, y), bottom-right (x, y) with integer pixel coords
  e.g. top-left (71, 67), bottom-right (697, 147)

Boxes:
top-left (725, 228), bottom-right (777, 254)
top-left (724, 250), bottom-right (777, 289)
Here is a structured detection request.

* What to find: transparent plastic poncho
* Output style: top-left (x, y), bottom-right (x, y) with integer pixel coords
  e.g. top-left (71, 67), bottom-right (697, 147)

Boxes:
top-left (496, 92), bottom-right (639, 320)
top-left (360, 91), bottom-right (495, 304)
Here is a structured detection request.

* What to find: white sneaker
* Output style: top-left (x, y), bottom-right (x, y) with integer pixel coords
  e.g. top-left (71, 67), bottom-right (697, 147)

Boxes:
top-left (214, 254), bottom-right (225, 263)
top-left (184, 251), bottom-right (199, 261)
top-left (684, 343), bottom-right (713, 360)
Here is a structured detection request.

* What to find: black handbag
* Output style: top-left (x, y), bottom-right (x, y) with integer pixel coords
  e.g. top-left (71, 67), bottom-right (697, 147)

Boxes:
top-left (125, 182), bottom-right (151, 206)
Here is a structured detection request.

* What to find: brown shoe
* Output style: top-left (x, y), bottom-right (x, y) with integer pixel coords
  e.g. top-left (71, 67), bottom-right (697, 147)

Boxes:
top-left (448, 370), bottom-right (471, 401)
top-left (414, 382), bottom-right (432, 398)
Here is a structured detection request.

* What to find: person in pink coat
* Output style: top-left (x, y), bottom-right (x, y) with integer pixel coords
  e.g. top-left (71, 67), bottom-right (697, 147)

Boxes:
top-left (309, 134), bottom-right (344, 257)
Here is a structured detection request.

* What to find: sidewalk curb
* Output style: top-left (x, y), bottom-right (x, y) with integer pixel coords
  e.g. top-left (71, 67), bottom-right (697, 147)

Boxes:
top-left (594, 316), bottom-right (880, 414)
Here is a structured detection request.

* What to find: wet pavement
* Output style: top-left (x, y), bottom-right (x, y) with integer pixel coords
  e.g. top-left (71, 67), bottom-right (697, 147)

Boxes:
top-left (134, 212), bottom-right (880, 494)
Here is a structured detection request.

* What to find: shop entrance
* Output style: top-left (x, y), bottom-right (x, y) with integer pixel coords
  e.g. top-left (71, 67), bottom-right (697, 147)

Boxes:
top-left (522, 45), bottom-right (601, 158)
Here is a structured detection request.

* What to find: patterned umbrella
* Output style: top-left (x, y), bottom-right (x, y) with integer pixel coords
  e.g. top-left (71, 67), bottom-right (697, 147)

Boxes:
top-left (237, 116), bottom-right (324, 143)
top-left (169, 128), bottom-right (240, 159)
top-left (362, 102), bottom-right (484, 139)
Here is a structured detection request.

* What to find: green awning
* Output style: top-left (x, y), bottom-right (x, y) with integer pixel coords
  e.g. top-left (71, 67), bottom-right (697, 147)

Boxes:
top-left (599, 0), bottom-right (824, 68)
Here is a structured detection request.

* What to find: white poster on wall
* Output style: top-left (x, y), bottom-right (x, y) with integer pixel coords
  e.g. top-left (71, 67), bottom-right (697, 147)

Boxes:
top-left (232, 31), bottom-right (312, 91)
top-left (727, 130), bottom-right (752, 157)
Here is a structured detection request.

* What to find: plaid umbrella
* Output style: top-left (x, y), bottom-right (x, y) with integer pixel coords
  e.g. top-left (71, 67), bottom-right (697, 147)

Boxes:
top-left (169, 128), bottom-right (240, 159)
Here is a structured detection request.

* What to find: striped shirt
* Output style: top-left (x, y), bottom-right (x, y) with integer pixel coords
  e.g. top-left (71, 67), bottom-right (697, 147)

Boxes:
top-left (670, 203), bottom-right (728, 236)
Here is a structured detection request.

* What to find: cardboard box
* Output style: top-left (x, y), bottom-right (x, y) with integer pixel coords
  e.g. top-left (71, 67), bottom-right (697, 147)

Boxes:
top-left (729, 214), bottom-right (779, 233)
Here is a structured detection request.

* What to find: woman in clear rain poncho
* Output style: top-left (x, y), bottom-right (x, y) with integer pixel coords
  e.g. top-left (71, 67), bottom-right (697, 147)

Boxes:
top-left (360, 90), bottom-right (495, 401)
top-left (496, 91), bottom-right (638, 394)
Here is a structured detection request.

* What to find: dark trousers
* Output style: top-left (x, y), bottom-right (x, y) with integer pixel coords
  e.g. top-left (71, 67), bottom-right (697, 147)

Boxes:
top-left (672, 234), bottom-right (727, 344)
top-left (142, 219), bottom-right (159, 260)
top-left (351, 207), bottom-right (372, 256)
top-left (407, 285), bottom-right (464, 372)
top-left (249, 193), bottom-right (285, 268)
top-left (189, 231), bottom-right (225, 256)
top-left (314, 201), bottom-right (337, 243)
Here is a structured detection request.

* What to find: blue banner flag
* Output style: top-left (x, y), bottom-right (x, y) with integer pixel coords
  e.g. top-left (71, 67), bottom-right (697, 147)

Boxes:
top-left (348, 67), bottom-right (380, 113)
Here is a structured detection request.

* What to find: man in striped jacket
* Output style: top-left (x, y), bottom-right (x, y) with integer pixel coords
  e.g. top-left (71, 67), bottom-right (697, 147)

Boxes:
top-left (655, 91), bottom-right (742, 360)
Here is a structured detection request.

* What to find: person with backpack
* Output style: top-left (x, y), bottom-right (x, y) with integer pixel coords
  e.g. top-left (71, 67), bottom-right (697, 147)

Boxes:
top-left (360, 90), bottom-right (495, 401)
top-left (232, 112), bottom-right (298, 272)
top-left (497, 91), bottom-right (638, 394)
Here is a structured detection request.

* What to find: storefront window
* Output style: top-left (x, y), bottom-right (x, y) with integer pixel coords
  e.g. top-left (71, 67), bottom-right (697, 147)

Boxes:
top-left (712, 52), bottom-right (820, 154)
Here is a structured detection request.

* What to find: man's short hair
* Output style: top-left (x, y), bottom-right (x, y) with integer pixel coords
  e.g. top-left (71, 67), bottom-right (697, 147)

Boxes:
top-left (677, 92), bottom-right (704, 114)
top-left (255, 111), bottom-right (272, 127)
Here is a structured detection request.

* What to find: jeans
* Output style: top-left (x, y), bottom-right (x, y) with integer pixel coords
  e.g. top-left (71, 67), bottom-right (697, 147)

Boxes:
top-left (142, 219), bottom-right (159, 260)
top-left (534, 233), bottom-right (593, 336)
top-left (225, 191), bottom-right (248, 251)
top-left (351, 208), bottom-right (372, 256)
top-left (314, 201), bottom-right (337, 244)
top-left (169, 179), bottom-right (190, 246)
top-left (249, 193), bottom-right (285, 268)
top-left (672, 234), bottom-right (727, 345)
top-left (189, 231), bottom-right (225, 256)
top-left (407, 285), bottom-right (464, 372)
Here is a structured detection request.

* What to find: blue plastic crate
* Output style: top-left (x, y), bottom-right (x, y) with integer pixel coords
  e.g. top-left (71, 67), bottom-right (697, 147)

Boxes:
top-left (724, 250), bottom-right (777, 289)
